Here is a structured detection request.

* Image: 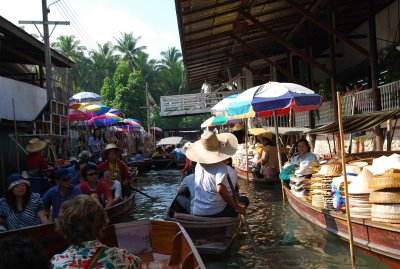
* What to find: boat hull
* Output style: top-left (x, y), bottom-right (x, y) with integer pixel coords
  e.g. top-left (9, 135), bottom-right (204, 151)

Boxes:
top-left (284, 187), bottom-right (400, 262)
top-left (235, 167), bottom-right (279, 184)
top-left (106, 193), bottom-right (135, 224)
top-left (165, 195), bottom-right (241, 254)
top-left (153, 159), bottom-right (185, 170)
top-left (126, 159), bottom-right (153, 173)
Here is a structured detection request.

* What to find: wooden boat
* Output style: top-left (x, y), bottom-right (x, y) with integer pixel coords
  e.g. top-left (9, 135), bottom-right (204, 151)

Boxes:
top-left (284, 186), bottom-right (400, 263)
top-left (126, 158), bottom-right (153, 173)
top-left (0, 220), bottom-right (205, 269)
top-left (153, 158), bottom-right (185, 170)
top-left (165, 195), bottom-right (241, 254)
top-left (235, 166), bottom-right (279, 184)
top-left (106, 193), bottom-right (135, 224)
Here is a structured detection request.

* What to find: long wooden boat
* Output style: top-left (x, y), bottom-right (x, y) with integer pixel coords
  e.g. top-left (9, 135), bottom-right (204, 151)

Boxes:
top-left (284, 186), bottom-right (400, 264)
top-left (235, 166), bottom-right (279, 184)
top-left (165, 195), bottom-right (241, 254)
top-left (106, 193), bottom-right (135, 224)
top-left (0, 220), bottom-right (206, 268)
top-left (126, 158), bottom-right (153, 173)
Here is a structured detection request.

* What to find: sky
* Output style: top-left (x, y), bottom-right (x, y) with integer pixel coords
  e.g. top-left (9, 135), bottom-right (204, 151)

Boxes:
top-left (1, 0), bottom-right (181, 59)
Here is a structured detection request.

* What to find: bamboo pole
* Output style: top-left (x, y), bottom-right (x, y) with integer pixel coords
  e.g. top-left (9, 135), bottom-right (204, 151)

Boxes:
top-left (1, 155), bottom-right (5, 195)
top-left (244, 120), bottom-right (250, 185)
top-left (337, 92), bottom-right (356, 267)
top-left (273, 110), bottom-right (285, 201)
top-left (12, 99), bottom-right (20, 173)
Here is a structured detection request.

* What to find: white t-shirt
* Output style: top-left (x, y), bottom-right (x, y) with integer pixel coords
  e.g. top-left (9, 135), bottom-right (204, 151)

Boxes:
top-left (226, 166), bottom-right (238, 196)
top-left (111, 180), bottom-right (122, 199)
top-left (192, 162), bottom-right (228, 216)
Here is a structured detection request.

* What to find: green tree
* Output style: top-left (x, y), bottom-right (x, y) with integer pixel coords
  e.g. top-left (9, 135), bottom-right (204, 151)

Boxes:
top-left (114, 32), bottom-right (146, 71)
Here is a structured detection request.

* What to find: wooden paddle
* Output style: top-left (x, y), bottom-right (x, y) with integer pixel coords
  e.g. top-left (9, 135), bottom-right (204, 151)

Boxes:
top-left (130, 182), bottom-right (155, 200)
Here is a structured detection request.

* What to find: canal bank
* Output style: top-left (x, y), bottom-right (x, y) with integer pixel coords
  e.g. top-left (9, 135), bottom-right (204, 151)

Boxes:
top-left (133, 169), bottom-right (395, 269)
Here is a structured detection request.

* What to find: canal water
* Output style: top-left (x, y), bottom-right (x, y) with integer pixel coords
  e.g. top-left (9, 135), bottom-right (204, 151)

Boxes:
top-left (132, 169), bottom-right (395, 269)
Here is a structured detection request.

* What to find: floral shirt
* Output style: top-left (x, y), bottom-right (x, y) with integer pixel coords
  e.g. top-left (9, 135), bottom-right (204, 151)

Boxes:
top-left (51, 240), bottom-right (141, 269)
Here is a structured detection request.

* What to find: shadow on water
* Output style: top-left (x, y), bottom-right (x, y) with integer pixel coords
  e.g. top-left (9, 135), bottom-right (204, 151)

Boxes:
top-left (132, 170), bottom-right (396, 269)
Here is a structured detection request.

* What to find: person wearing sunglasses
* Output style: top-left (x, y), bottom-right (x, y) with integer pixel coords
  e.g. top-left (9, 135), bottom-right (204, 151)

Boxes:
top-left (78, 164), bottom-right (113, 208)
top-left (42, 168), bottom-right (82, 220)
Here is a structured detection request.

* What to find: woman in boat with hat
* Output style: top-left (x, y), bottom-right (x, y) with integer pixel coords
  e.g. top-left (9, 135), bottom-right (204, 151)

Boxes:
top-left (256, 134), bottom-right (279, 181)
top-left (185, 131), bottom-right (247, 217)
top-left (0, 174), bottom-right (49, 231)
top-left (97, 144), bottom-right (131, 197)
top-left (26, 138), bottom-right (50, 177)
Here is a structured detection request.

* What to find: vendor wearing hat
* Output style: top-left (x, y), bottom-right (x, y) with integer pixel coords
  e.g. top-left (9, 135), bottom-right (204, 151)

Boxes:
top-left (97, 144), bottom-right (130, 197)
top-left (42, 168), bottom-right (82, 220)
top-left (26, 138), bottom-right (49, 177)
top-left (0, 174), bottom-right (49, 230)
top-left (185, 131), bottom-right (247, 217)
top-left (231, 123), bottom-right (245, 143)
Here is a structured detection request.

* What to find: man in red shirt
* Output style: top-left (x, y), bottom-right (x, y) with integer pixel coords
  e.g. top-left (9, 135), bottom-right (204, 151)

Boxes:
top-left (78, 164), bottom-right (113, 208)
top-left (97, 144), bottom-right (131, 197)
top-left (26, 138), bottom-right (49, 177)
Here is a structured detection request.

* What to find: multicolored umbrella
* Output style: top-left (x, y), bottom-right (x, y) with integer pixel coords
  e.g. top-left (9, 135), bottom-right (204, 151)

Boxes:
top-left (68, 109), bottom-right (93, 121)
top-left (69, 102), bottom-right (92, 110)
top-left (108, 108), bottom-right (121, 116)
top-left (87, 113), bottom-right (121, 126)
top-left (210, 94), bottom-right (239, 117)
top-left (200, 116), bottom-right (228, 128)
top-left (69, 92), bottom-right (103, 103)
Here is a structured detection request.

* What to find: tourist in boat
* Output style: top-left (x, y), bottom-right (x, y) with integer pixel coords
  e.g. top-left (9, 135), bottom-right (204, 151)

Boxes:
top-left (26, 138), bottom-right (49, 177)
top-left (101, 168), bottom-right (122, 205)
top-left (181, 142), bottom-right (193, 176)
top-left (0, 237), bottom-right (50, 269)
top-left (258, 136), bottom-right (279, 180)
top-left (79, 164), bottom-right (113, 208)
top-left (87, 128), bottom-right (105, 162)
top-left (169, 145), bottom-right (185, 161)
top-left (133, 150), bottom-right (144, 161)
top-left (185, 131), bottom-right (247, 217)
top-left (290, 138), bottom-right (318, 165)
top-left (51, 195), bottom-right (141, 268)
top-left (176, 173), bottom-right (195, 214)
top-left (152, 146), bottom-right (165, 159)
top-left (0, 174), bottom-right (49, 231)
top-left (97, 144), bottom-right (131, 197)
top-left (42, 168), bottom-right (82, 220)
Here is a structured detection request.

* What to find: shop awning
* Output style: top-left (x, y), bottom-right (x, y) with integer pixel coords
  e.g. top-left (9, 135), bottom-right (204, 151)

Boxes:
top-left (307, 109), bottom-right (400, 135)
top-left (263, 126), bottom-right (310, 135)
top-left (157, 136), bottom-right (183, 146)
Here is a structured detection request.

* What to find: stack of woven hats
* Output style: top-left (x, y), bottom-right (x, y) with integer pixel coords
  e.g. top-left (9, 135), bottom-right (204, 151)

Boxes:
top-left (311, 164), bottom-right (342, 209)
top-left (347, 167), bottom-right (374, 218)
top-left (290, 161), bottom-right (316, 198)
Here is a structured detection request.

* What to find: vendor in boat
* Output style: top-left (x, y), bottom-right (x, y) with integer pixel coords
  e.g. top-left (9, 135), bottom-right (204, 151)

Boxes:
top-left (42, 168), bottom-right (82, 220)
top-left (0, 174), bottom-right (50, 231)
top-left (257, 136), bottom-right (279, 180)
top-left (290, 138), bottom-right (318, 165)
top-left (26, 138), bottom-right (50, 177)
top-left (101, 168), bottom-right (122, 205)
top-left (51, 195), bottom-right (141, 268)
top-left (97, 144), bottom-right (131, 197)
top-left (78, 164), bottom-right (114, 208)
top-left (185, 131), bottom-right (247, 218)
top-left (152, 146), bottom-right (165, 159)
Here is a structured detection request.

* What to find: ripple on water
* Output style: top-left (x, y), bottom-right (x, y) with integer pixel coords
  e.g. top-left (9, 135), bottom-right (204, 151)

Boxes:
top-left (132, 170), bottom-right (396, 269)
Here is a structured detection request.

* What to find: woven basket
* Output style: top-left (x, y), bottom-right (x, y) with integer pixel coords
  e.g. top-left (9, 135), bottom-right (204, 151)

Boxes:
top-left (369, 168), bottom-right (400, 189)
top-left (326, 164), bottom-right (342, 177)
top-left (369, 189), bottom-right (400, 203)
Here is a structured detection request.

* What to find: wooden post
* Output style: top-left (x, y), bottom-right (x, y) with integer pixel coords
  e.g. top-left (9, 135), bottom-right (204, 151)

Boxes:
top-left (337, 92), bottom-right (356, 267)
top-left (12, 99), bottom-right (20, 173)
top-left (244, 120), bottom-right (250, 185)
top-left (273, 111), bottom-right (285, 201)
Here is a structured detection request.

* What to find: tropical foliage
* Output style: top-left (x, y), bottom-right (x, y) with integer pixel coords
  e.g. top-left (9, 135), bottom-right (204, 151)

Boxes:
top-left (51, 33), bottom-right (199, 129)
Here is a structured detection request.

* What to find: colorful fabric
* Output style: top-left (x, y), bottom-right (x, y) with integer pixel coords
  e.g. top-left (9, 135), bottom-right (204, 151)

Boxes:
top-left (97, 160), bottom-right (130, 184)
top-left (0, 193), bottom-right (43, 230)
top-left (51, 240), bottom-right (141, 269)
top-left (279, 163), bottom-right (296, 181)
top-left (42, 185), bottom-right (83, 219)
top-left (26, 152), bottom-right (48, 171)
top-left (78, 181), bottom-right (113, 201)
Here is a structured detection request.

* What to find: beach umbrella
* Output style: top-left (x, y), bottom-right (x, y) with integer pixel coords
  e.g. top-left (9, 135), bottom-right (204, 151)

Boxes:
top-left (149, 127), bottom-right (162, 135)
top-left (69, 102), bottom-right (91, 110)
top-left (211, 94), bottom-right (240, 117)
top-left (69, 92), bottom-right (103, 103)
top-left (79, 104), bottom-right (110, 116)
top-left (68, 109), bottom-right (93, 121)
top-left (123, 118), bottom-right (142, 127)
top-left (108, 108), bottom-right (121, 116)
top-left (87, 113), bottom-right (121, 126)
top-left (200, 116), bottom-right (239, 128)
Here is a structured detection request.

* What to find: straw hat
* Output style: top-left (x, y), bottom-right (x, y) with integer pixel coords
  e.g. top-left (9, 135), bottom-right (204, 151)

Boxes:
top-left (102, 143), bottom-right (123, 158)
top-left (26, 138), bottom-right (47, 153)
top-left (232, 123), bottom-right (243, 132)
top-left (369, 189), bottom-right (400, 204)
top-left (185, 131), bottom-right (238, 164)
top-left (366, 154), bottom-right (400, 175)
top-left (369, 168), bottom-right (400, 189)
top-left (314, 164), bottom-right (342, 177)
top-left (295, 161), bottom-right (316, 176)
top-left (181, 142), bottom-right (192, 155)
top-left (348, 167), bottom-right (374, 194)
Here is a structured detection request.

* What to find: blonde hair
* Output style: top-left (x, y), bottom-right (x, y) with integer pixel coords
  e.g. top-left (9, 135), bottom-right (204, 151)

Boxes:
top-left (56, 195), bottom-right (109, 245)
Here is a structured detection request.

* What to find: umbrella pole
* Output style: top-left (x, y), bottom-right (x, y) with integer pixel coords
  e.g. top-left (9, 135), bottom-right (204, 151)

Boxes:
top-left (12, 98), bottom-right (20, 173)
top-left (244, 120), bottom-right (250, 185)
top-left (273, 110), bottom-right (284, 201)
top-left (337, 92), bottom-right (356, 267)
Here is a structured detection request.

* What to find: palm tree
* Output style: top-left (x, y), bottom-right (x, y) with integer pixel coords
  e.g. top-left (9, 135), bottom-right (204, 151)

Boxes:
top-left (157, 47), bottom-right (187, 95)
top-left (89, 42), bottom-right (118, 92)
top-left (52, 35), bottom-right (86, 60)
top-left (114, 32), bottom-right (146, 70)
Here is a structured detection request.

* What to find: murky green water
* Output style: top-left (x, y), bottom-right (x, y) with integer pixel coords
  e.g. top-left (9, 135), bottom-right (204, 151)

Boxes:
top-left (132, 169), bottom-right (396, 269)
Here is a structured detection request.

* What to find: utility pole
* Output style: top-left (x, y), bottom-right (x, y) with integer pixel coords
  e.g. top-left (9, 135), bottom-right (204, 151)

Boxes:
top-left (146, 82), bottom-right (150, 133)
top-left (42, 0), bottom-right (52, 101)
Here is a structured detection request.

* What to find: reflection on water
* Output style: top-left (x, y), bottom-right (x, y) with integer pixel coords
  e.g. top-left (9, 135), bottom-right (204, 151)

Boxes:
top-left (132, 170), bottom-right (395, 269)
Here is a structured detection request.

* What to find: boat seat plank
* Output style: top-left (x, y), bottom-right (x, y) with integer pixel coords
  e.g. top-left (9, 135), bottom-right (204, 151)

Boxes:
top-left (173, 212), bottom-right (235, 223)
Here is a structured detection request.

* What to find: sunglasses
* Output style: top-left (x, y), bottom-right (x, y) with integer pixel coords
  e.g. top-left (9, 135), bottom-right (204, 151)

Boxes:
top-left (87, 173), bottom-right (98, 176)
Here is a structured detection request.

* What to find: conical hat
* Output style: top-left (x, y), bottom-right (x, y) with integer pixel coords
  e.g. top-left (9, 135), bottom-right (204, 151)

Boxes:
top-left (348, 167), bottom-right (374, 194)
top-left (26, 138), bottom-right (47, 153)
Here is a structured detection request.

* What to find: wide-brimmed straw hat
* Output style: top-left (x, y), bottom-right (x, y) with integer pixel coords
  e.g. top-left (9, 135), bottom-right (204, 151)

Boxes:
top-left (181, 142), bottom-right (192, 155)
top-left (102, 143), bottom-right (123, 158)
top-left (26, 138), bottom-right (47, 153)
top-left (232, 123), bottom-right (243, 132)
top-left (185, 131), bottom-right (238, 164)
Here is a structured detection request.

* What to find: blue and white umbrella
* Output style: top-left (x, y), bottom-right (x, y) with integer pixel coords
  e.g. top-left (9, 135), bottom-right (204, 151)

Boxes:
top-left (210, 94), bottom-right (240, 117)
top-left (69, 92), bottom-right (103, 103)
